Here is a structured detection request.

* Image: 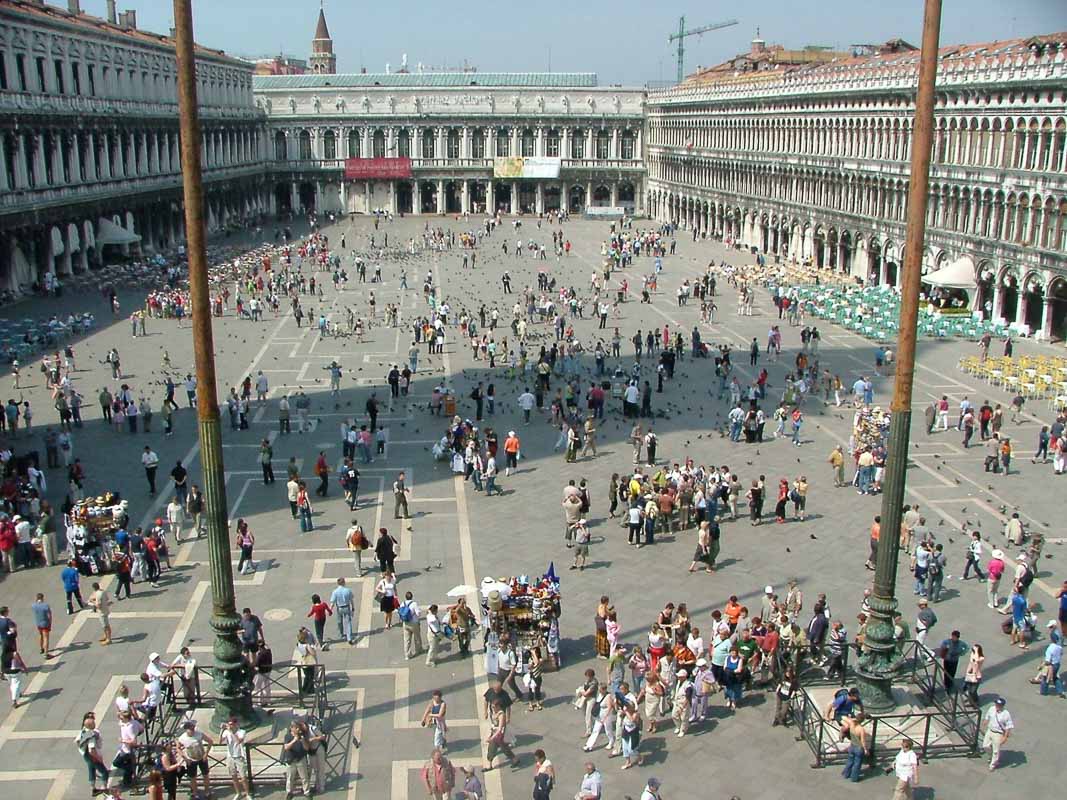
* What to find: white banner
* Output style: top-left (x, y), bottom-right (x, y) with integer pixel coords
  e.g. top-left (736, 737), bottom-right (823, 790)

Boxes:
top-left (520, 157), bottom-right (561, 179)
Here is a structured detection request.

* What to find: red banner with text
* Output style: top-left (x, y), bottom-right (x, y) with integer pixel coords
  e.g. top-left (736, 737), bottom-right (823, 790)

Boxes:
top-left (344, 157), bottom-right (413, 180)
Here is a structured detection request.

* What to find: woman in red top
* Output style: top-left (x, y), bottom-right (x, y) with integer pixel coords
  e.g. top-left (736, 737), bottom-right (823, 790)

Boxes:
top-left (307, 594), bottom-right (333, 651)
top-left (775, 479), bottom-right (789, 523)
top-left (314, 452), bottom-right (330, 498)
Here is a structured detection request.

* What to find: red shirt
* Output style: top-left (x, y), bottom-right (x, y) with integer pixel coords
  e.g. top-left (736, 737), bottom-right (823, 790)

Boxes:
top-left (308, 602), bottom-right (332, 622)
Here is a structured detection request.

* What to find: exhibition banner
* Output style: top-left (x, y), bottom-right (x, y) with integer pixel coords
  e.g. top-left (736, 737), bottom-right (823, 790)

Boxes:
top-left (521, 157), bottom-right (561, 178)
top-left (493, 157), bottom-right (525, 178)
top-left (344, 157), bottom-right (413, 180)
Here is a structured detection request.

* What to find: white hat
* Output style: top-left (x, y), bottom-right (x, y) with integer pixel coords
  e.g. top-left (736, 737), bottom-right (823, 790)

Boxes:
top-left (992, 549), bottom-right (1004, 559)
top-left (1047, 620), bottom-right (1058, 628)
top-left (508, 430), bottom-right (515, 436)
top-left (764, 585), bottom-right (774, 594)
top-left (149, 652), bottom-right (160, 661)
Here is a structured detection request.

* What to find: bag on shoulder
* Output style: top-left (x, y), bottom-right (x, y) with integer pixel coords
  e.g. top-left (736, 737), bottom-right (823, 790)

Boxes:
top-left (398, 601), bottom-right (414, 623)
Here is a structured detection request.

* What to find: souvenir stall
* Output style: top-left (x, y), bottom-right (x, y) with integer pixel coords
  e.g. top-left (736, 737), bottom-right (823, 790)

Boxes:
top-left (481, 570), bottom-right (562, 673)
top-left (66, 492), bottom-right (129, 575)
top-left (851, 406), bottom-right (891, 452)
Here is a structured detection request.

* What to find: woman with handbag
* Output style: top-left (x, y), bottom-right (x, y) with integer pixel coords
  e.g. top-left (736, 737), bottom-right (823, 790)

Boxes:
top-left (375, 527), bottom-right (398, 574)
top-left (421, 689), bottom-right (449, 750)
top-left (375, 570), bottom-right (398, 629)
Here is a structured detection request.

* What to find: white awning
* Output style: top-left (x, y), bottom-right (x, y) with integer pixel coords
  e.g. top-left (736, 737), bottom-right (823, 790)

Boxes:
top-left (96, 217), bottom-right (141, 246)
top-left (922, 256), bottom-right (976, 290)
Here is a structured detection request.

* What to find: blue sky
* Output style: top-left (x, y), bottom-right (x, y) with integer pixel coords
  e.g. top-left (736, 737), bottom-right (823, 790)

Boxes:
top-left (109, 0), bottom-right (1065, 85)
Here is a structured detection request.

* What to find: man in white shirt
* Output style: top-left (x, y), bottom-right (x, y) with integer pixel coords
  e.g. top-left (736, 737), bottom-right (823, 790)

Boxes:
top-left (981, 697), bottom-right (1014, 770)
top-left (425, 604), bottom-right (442, 667)
top-left (399, 591), bottom-right (423, 659)
top-left (166, 498), bottom-right (185, 543)
top-left (517, 389), bottom-right (536, 424)
top-left (141, 446), bottom-right (159, 495)
top-left (220, 716), bottom-right (249, 800)
top-left (576, 761), bottom-right (603, 799)
top-left (892, 738), bottom-right (918, 798)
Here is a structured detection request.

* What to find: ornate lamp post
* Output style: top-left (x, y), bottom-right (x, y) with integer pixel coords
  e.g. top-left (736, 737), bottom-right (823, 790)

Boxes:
top-left (173, 0), bottom-right (258, 728)
top-left (853, 0), bottom-right (943, 714)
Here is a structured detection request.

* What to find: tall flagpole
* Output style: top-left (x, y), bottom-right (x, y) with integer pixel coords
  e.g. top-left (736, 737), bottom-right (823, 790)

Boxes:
top-left (854, 0), bottom-right (943, 713)
top-left (172, 0), bottom-right (258, 727)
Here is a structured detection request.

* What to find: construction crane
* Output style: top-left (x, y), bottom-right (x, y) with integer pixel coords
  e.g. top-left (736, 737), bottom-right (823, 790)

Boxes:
top-left (668, 16), bottom-right (739, 83)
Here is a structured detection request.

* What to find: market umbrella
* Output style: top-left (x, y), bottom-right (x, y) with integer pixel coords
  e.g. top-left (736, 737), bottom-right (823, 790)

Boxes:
top-left (446, 584), bottom-right (478, 598)
top-left (480, 580), bottom-right (511, 596)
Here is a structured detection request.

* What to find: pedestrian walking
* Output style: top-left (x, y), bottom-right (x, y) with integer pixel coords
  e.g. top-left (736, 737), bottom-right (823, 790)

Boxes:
top-left (980, 697), bottom-right (1014, 771)
top-left (142, 446), bottom-right (159, 495)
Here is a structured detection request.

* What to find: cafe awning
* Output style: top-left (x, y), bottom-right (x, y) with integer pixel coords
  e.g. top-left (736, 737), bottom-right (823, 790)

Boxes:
top-left (922, 256), bottom-right (976, 290)
top-left (96, 218), bottom-right (141, 246)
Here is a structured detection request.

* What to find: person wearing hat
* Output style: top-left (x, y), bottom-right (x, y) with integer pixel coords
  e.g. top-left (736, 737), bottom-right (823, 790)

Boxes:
top-left (639, 777), bottom-right (662, 800)
top-left (670, 668), bottom-right (694, 736)
top-left (980, 697), bottom-right (1014, 770)
top-left (915, 598), bottom-right (937, 651)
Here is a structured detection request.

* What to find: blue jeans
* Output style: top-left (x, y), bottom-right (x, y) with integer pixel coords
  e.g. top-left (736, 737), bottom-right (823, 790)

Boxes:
top-left (857, 466), bottom-right (872, 493)
top-left (409, 355), bottom-right (418, 373)
top-left (843, 744), bottom-right (864, 781)
top-left (83, 753), bottom-right (109, 787)
top-left (730, 422), bottom-right (742, 441)
top-left (471, 471), bottom-right (483, 491)
top-left (1040, 663), bottom-right (1062, 695)
top-left (299, 507), bottom-right (314, 532)
top-left (913, 568), bottom-right (927, 596)
top-left (486, 476), bottom-right (501, 495)
top-left (358, 443), bottom-right (371, 463)
top-left (335, 607), bottom-right (354, 643)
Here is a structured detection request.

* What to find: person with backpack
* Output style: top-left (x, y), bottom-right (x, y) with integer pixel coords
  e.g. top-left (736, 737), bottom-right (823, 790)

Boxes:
top-left (346, 519), bottom-right (367, 576)
top-left (399, 591), bottom-right (423, 659)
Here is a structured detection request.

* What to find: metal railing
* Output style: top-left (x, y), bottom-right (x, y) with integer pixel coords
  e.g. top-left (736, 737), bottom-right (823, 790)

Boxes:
top-left (786, 639), bottom-right (981, 768)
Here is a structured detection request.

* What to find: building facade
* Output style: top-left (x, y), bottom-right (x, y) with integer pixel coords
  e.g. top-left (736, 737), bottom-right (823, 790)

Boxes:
top-left (0, 0), bottom-right (270, 291)
top-left (254, 70), bottom-right (646, 217)
top-left (646, 35), bottom-right (1067, 339)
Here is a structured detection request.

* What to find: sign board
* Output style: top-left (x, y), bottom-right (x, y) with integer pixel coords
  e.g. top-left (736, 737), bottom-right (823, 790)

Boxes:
top-left (583, 206), bottom-right (626, 220)
top-left (344, 157), bottom-right (412, 180)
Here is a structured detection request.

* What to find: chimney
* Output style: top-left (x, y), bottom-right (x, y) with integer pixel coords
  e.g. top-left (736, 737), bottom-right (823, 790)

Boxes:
top-left (118, 10), bottom-right (137, 29)
top-left (169, 27), bottom-right (177, 39)
top-left (67, 0), bottom-right (82, 14)
top-left (106, 0), bottom-right (117, 24)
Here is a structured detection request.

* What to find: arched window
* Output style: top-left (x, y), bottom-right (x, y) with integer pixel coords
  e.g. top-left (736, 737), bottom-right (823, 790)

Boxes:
top-left (621, 130), bottom-right (636, 160)
top-left (397, 129), bottom-right (410, 157)
top-left (421, 129), bottom-right (435, 159)
top-left (298, 129), bottom-right (312, 160)
top-left (471, 128), bottom-right (485, 159)
top-left (595, 129), bottom-right (610, 160)
top-left (347, 129), bottom-right (361, 158)
top-left (323, 130), bottom-right (336, 160)
top-left (447, 129), bottom-right (460, 159)
top-left (521, 128), bottom-right (535, 157)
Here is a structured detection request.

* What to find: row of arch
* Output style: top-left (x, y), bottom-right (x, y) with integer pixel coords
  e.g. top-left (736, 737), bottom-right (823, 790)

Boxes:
top-left (646, 154), bottom-right (1067, 253)
top-left (648, 190), bottom-right (1067, 340)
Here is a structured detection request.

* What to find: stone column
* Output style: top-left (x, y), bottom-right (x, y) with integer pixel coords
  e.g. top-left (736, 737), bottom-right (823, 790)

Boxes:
top-left (610, 183), bottom-right (619, 208)
top-left (586, 129), bottom-right (594, 161)
top-left (0, 139), bottom-right (10, 192)
top-left (535, 183), bottom-right (544, 215)
top-left (487, 181), bottom-right (495, 214)
top-left (586, 179), bottom-right (593, 208)
top-left (339, 180), bottom-right (348, 214)
top-left (59, 225), bottom-right (74, 276)
top-left (535, 127), bottom-right (544, 157)
top-left (510, 181), bottom-right (518, 214)
top-left (365, 182), bottom-right (371, 215)
top-left (461, 180), bottom-right (470, 214)
top-left (611, 128), bottom-right (620, 160)
top-left (561, 181), bottom-right (569, 212)
top-left (290, 181), bottom-right (299, 212)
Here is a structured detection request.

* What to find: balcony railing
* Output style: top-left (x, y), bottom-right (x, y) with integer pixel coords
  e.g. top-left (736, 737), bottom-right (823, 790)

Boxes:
top-left (0, 163), bottom-right (265, 212)
top-left (272, 156), bottom-right (645, 172)
top-left (0, 91), bottom-right (261, 120)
